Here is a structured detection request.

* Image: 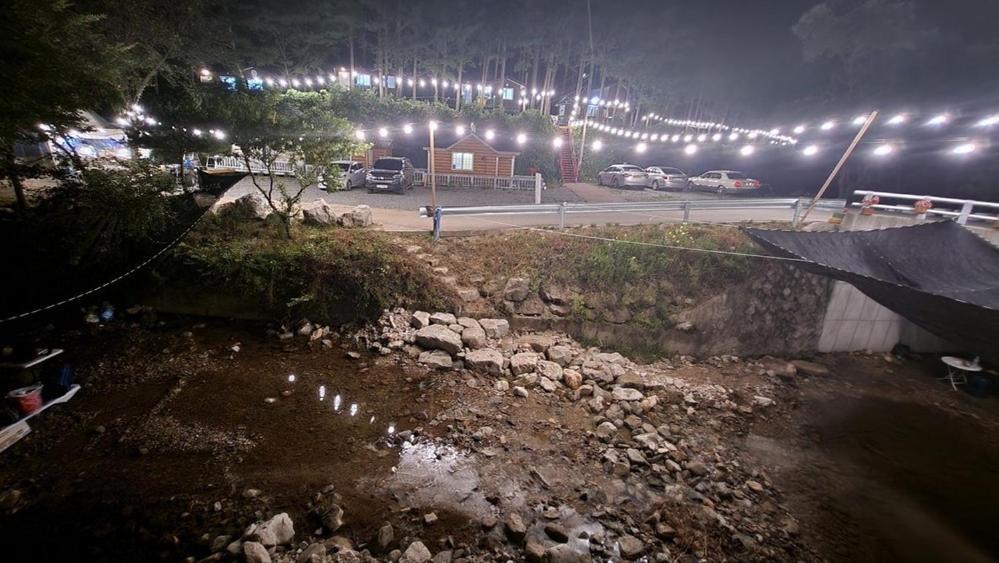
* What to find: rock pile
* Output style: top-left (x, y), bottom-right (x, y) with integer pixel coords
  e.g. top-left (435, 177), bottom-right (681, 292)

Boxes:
top-left (347, 308), bottom-right (809, 561)
top-left (213, 195), bottom-right (373, 228)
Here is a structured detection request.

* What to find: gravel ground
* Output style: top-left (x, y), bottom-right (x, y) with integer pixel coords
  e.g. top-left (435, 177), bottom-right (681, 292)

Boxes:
top-left (221, 177), bottom-right (584, 209)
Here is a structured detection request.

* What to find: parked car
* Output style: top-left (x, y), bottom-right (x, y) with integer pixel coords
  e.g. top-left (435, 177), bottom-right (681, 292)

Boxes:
top-left (323, 160), bottom-right (366, 191)
top-left (366, 157), bottom-right (415, 194)
top-left (644, 166), bottom-right (688, 191)
top-left (596, 164), bottom-right (649, 189)
top-left (687, 170), bottom-right (762, 194)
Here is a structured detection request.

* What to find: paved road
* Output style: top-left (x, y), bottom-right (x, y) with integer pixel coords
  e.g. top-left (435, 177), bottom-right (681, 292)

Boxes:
top-left (219, 178), bottom-right (833, 232)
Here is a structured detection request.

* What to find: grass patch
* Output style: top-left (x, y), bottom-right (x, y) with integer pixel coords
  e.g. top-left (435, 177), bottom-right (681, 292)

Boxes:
top-left (162, 218), bottom-right (455, 326)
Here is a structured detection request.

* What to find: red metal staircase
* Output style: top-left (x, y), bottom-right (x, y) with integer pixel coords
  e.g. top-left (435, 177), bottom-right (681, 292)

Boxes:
top-left (557, 126), bottom-right (578, 183)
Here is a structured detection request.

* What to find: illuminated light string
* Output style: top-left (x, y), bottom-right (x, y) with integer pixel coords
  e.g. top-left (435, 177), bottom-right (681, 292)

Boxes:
top-left (199, 66), bottom-right (557, 104)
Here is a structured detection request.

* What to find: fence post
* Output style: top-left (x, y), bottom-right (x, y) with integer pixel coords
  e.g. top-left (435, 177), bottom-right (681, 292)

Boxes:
top-left (534, 173), bottom-right (542, 204)
top-left (432, 207), bottom-right (442, 242)
top-left (792, 198), bottom-right (804, 228)
top-left (559, 202), bottom-right (566, 229)
top-left (957, 201), bottom-right (973, 225)
top-left (682, 201), bottom-right (690, 223)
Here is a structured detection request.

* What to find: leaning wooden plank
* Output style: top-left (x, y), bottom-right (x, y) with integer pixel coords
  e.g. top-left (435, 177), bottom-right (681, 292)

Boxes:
top-left (0, 421), bottom-right (31, 454)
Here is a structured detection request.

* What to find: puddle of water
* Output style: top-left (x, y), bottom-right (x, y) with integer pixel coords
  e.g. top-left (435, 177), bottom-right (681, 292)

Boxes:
top-left (386, 440), bottom-right (496, 521)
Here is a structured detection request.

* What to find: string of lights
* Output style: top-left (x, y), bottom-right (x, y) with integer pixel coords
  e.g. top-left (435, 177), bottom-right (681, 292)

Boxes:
top-left (199, 67), bottom-right (557, 106)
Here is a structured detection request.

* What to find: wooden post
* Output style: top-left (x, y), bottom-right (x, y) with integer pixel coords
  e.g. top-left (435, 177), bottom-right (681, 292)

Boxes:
top-left (494, 155), bottom-right (500, 189)
top-left (799, 111), bottom-right (878, 225)
top-left (429, 124), bottom-right (437, 209)
top-left (534, 173), bottom-right (542, 204)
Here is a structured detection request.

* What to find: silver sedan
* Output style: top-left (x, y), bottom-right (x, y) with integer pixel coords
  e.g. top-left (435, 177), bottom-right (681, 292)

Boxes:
top-left (597, 164), bottom-right (649, 189)
top-left (644, 166), bottom-right (688, 191)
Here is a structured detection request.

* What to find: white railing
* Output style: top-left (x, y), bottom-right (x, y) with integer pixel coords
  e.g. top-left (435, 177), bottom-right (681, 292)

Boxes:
top-left (851, 190), bottom-right (999, 225)
top-left (413, 169), bottom-right (541, 191)
top-left (205, 155), bottom-right (314, 176)
top-left (419, 197), bottom-right (847, 230)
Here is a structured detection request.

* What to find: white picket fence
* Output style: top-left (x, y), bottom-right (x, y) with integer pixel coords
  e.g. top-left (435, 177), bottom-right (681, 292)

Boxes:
top-left (413, 169), bottom-right (541, 190)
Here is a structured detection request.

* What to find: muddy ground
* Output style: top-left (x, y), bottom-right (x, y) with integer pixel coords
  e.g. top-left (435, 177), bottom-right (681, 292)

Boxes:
top-left (0, 316), bottom-right (997, 562)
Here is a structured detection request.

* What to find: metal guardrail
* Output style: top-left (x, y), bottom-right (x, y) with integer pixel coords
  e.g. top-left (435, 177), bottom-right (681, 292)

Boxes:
top-left (418, 197), bottom-right (846, 229)
top-left (851, 190), bottom-right (999, 225)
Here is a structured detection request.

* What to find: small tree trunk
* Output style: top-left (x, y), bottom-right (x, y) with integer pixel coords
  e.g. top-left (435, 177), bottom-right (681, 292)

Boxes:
top-left (348, 29), bottom-right (355, 91)
top-left (412, 57), bottom-right (418, 99)
top-left (3, 148), bottom-right (27, 212)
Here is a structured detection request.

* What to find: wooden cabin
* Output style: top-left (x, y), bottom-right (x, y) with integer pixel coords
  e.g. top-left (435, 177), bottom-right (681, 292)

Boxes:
top-left (351, 143), bottom-right (392, 168)
top-left (424, 133), bottom-right (520, 178)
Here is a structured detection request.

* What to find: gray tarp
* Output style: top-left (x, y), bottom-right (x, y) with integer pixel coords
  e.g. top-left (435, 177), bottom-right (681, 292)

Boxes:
top-left (744, 221), bottom-right (999, 359)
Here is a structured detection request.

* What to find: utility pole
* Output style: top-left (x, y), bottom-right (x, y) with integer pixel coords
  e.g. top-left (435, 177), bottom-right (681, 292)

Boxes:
top-left (429, 123), bottom-right (437, 209)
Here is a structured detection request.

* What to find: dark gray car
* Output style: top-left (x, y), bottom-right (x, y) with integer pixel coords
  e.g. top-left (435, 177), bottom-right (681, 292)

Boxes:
top-left (366, 157), bottom-right (415, 194)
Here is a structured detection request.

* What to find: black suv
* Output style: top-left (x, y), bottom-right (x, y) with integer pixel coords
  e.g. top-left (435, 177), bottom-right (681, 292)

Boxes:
top-left (365, 157), bottom-right (415, 194)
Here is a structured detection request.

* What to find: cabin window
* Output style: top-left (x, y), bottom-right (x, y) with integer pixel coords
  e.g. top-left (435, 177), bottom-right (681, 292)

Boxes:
top-left (501, 87), bottom-right (514, 101)
top-left (385, 76), bottom-right (396, 88)
top-left (451, 152), bottom-right (473, 171)
top-left (355, 73), bottom-right (371, 87)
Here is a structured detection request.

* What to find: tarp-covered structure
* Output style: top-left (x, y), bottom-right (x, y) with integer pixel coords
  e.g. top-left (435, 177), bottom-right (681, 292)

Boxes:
top-left (744, 221), bottom-right (999, 360)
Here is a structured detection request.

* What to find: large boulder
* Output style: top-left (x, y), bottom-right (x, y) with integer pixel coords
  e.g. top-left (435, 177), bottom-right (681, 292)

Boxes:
top-left (503, 277), bottom-right (532, 302)
top-left (510, 352), bottom-right (539, 376)
top-left (415, 325), bottom-right (463, 355)
top-left (478, 318), bottom-right (510, 338)
top-left (535, 360), bottom-right (563, 381)
top-left (216, 194), bottom-right (270, 220)
top-left (411, 311), bottom-right (431, 329)
top-left (418, 350), bottom-right (453, 370)
top-left (249, 512), bottom-right (295, 546)
top-left (429, 312), bottom-right (457, 325)
top-left (400, 541), bottom-right (432, 563)
top-left (301, 200), bottom-right (335, 225)
top-left (351, 205), bottom-right (373, 227)
top-left (465, 349), bottom-right (504, 375)
top-left (546, 345), bottom-right (575, 366)
top-left (461, 326), bottom-right (488, 349)
top-left (611, 387), bottom-right (645, 402)
top-left (243, 542), bottom-right (271, 563)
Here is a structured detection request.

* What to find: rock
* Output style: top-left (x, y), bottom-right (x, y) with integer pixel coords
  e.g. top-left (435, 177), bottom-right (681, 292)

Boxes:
top-left (252, 512), bottom-right (295, 546)
top-left (418, 350), bottom-right (453, 370)
top-left (429, 312), bottom-right (457, 325)
top-left (211, 535), bottom-right (231, 552)
top-left (536, 360), bottom-right (563, 381)
top-left (321, 504), bottom-right (344, 533)
top-left (675, 321), bottom-right (695, 333)
top-left (746, 480), bottom-right (764, 493)
top-left (625, 448), bottom-right (647, 465)
top-left (544, 543), bottom-right (589, 563)
top-left (515, 295), bottom-right (546, 316)
top-left (400, 541), bottom-right (432, 563)
top-left (512, 386), bottom-right (529, 398)
top-left (226, 540), bottom-right (242, 556)
top-left (351, 205), bottom-right (372, 227)
top-left (478, 319), bottom-right (510, 338)
top-left (611, 387), bottom-right (645, 402)
top-left (457, 317), bottom-right (481, 329)
top-left (539, 283), bottom-right (571, 305)
top-left (423, 512), bottom-right (438, 525)
top-left (514, 373), bottom-right (539, 388)
top-left (460, 326), bottom-right (488, 349)
top-left (546, 345), bottom-right (575, 366)
top-left (503, 277), bottom-right (532, 302)
top-left (655, 522), bottom-right (676, 541)
top-left (791, 359), bottom-right (831, 377)
top-left (243, 541), bottom-right (271, 563)
top-left (301, 201), bottom-right (335, 225)
top-left (297, 321), bottom-right (314, 336)
top-left (298, 543), bottom-right (327, 563)
top-left (617, 535), bottom-right (645, 560)
top-left (216, 194), bottom-right (270, 220)
top-left (616, 372), bottom-right (644, 390)
top-left (414, 325), bottom-right (463, 355)
top-left (525, 539), bottom-right (546, 562)
top-left (378, 523), bottom-right (394, 550)
top-left (411, 311), bottom-right (431, 329)
top-left (538, 376), bottom-right (557, 392)
top-left (685, 461), bottom-right (709, 476)
top-left (595, 421), bottom-right (617, 440)
top-left (752, 395), bottom-right (774, 408)
top-left (431, 550), bottom-right (452, 563)
top-left (464, 349), bottom-right (504, 375)
top-left (505, 513), bottom-right (527, 541)
top-left (510, 352), bottom-right (540, 375)
top-left (562, 369), bottom-right (583, 389)
top-left (519, 334), bottom-right (555, 352)
top-left (495, 379), bottom-right (510, 391)
top-left (544, 523), bottom-right (570, 543)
